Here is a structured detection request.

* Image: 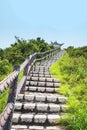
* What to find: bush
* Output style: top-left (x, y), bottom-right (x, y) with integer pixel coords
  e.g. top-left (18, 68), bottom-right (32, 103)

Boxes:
top-left (0, 37), bottom-right (54, 114)
top-left (50, 46), bottom-right (87, 130)
top-left (0, 59), bottom-right (12, 81)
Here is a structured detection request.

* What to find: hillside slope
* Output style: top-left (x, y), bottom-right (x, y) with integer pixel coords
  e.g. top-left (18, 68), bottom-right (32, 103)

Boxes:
top-left (50, 46), bottom-right (87, 130)
top-left (0, 37), bottom-right (54, 113)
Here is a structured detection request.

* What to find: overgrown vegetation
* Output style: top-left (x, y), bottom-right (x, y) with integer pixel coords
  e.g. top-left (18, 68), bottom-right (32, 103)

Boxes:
top-left (0, 37), bottom-right (53, 81)
top-left (0, 88), bottom-right (9, 114)
top-left (50, 46), bottom-right (87, 130)
top-left (0, 37), bottom-right (54, 114)
top-left (0, 59), bottom-right (13, 81)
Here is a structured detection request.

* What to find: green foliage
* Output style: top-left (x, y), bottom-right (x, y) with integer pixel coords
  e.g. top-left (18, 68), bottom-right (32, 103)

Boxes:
top-left (2, 37), bottom-right (53, 66)
top-left (67, 46), bottom-right (87, 59)
top-left (0, 37), bottom-right (54, 114)
top-left (0, 88), bottom-right (9, 114)
top-left (18, 69), bottom-right (24, 82)
top-left (50, 46), bottom-right (87, 130)
top-left (0, 59), bottom-right (12, 81)
top-left (0, 37), bottom-right (53, 80)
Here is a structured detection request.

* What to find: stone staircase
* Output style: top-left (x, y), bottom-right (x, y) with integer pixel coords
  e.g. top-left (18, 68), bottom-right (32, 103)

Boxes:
top-left (11, 52), bottom-right (67, 130)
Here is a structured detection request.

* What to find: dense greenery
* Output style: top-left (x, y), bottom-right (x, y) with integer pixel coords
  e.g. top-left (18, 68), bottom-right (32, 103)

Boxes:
top-left (0, 37), bottom-right (53, 81)
top-left (50, 46), bottom-right (87, 130)
top-left (0, 37), bottom-right (53, 114)
top-left (0, 88), bottom-right (9, 114)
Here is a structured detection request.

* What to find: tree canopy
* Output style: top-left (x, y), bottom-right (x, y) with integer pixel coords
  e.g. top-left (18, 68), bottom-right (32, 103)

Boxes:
top-left (0, 37), bottom-right (54, 81)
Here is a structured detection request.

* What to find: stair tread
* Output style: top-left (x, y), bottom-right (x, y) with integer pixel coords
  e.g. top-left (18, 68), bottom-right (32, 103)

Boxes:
top-left (11, 52), bottom-right (66, 130)
top-left (30, 73), bottom-right (52, 77)
top-left (26, 81), bottom-right (61, 88)
top-left (25, 86), bottom-right (59, 93)
top-left (27, 76), bottom-right (60, 83)
top-left (14, 102), bottom-right (66, 113)
top-left (12, 113), bottom-right (61, 124)
top-left (16, 92), bottom-right (67, 104)
top-left (12, 125), bottom-right (64, 130)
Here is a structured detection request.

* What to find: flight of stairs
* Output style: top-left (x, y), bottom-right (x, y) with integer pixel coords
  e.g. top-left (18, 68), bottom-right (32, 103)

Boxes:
top-left (11, 52), bottom-right (67, 130)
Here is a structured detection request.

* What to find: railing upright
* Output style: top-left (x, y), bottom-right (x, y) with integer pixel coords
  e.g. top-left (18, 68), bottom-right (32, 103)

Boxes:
top-left (3, 66), bottom-right (20, 130)
top-left (0, 48), bottom-right (60, 130)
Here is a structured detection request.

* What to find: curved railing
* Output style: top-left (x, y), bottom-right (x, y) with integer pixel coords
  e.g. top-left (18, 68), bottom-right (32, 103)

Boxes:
top-left (0, 48), bottom-right (59, 130)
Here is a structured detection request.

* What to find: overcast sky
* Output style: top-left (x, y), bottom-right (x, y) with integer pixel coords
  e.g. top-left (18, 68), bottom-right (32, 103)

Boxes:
top-left (0, 0), bottom-right (87, 49)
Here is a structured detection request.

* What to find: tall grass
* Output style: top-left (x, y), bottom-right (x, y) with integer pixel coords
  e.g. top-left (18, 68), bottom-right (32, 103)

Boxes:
top-left (0, 69), bottom-right (24, 114)
top-left (0, 88), bottom-right (9, 114)
top-left (50, 48), bottom-right (87, 130)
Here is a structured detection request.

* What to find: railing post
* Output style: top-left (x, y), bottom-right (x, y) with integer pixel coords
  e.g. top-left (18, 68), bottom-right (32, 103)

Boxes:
top-left (51, 50), bottom-right (53, 57)
top-left (20, 54), bottom-right (36, 94)
top-left (25, 55), bottom-right (33, 75)
top-left (3, 66), bottom-right (20, 130)
top-left (24, 57), bottom-right (30, 76)
top-left (30, 53), bottom-right (36, 72)
top-left (20, 57), bottom-right (30, 94)
top-left (49, 50), bottom-right (51, 58)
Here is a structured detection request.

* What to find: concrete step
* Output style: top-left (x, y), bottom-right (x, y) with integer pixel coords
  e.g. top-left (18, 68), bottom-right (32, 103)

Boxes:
top-left (27, 76), bottom-right (60, 83)
top-left (11, 52), bottom-right (66, 130)
top-left (33, 66), bottom-right (49, 69)
top-left (26, 81), bottom-right (61, 88)
top-left (16, 93), bottom-right (67, 104)
top-left (11, 125), bottom-right (64, 130)
top-left (30, 71), bottom-right (50, 75)
top-left (12, 113), bottom-right (61, 125)
top-left (25, 86), bottom-right (58, 93)
top-left (11, 125), bottom-right (28, 130)
top-left (32, 68), bottom-right (49, 72)
top-left (29, 73), bottom-right (52, 78)
top-left (33, 65), bottom-right (50, 69)
top-left (31, 70), bottom-right (49, 73)
top-left (14, 102), bottom-right (67, 113)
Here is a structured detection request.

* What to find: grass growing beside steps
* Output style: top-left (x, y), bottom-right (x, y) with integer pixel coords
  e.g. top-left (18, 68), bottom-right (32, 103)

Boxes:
top-left (0, 69), bottom-right (24, 114)
top-left (50, 47), bottom-right (87, 130)
top-left (0, 88), bottom-right (9, 114)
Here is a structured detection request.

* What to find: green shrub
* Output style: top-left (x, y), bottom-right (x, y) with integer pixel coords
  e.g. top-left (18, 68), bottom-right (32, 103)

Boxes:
top-left (0, 88), bottom-right (9, 114)
top-left (50, 46), bottom-right (87, 130)
top-left (0, 37), bottom-right (54, 114)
